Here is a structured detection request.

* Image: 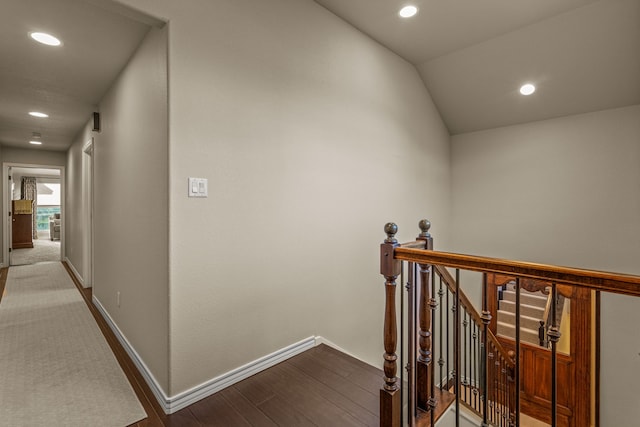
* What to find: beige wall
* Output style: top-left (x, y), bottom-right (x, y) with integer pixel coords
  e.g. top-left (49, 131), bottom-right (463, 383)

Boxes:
top-left (2, 147), bottom-right (66, 167)
top-left (117, 0), bottom-right (451, 396)
top-left (65, 121), bottom-right (93, 283)
top-left (451, 104), bottom-right (640, 426)
top-left (90, 26), bottom-right (169, 392)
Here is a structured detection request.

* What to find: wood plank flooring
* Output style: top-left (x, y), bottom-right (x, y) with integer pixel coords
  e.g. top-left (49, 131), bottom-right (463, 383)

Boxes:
top-left (57, 262), bottom-right (385, 426)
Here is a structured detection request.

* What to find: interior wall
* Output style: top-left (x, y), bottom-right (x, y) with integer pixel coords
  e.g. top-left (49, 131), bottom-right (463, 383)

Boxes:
top-left (65, 121), bottom-right (93, 283)
top-left (118, 0), bottom-right (451, 396)
top-left (450, 104), bottom-right (640, 426)
top-left (91, 26), bottom-right (169, 392)
top-left (2, 147), bottom-right (66, 166)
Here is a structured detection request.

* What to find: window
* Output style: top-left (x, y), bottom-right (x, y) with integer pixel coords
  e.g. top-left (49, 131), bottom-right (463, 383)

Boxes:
top-left (36, 182), bottom-right (61, 231)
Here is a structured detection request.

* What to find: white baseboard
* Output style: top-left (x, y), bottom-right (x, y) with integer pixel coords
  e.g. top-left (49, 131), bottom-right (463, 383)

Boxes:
top-left (92, 294), bottom-right (317, 414)
top-left (169, 336), bottom-right (316, 413)
top-left (64, 257), bottom-right (86, 288)
top-left (92, 295), bottom-right (168, 411)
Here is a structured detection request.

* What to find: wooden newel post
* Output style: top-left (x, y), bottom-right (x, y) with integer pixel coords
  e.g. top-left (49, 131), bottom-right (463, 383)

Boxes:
top-left (416, 220), bottom-right (435, 411)
top-left (380, 223), bottom-right (401, 427)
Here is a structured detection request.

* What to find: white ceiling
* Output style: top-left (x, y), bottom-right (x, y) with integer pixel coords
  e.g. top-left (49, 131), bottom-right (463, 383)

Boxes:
top-left (0, 0), bottom-right (157, 151)
top-left (315, 0), bottom-right (640, 134)
top-left (1, 1), bottom-right (638, 148)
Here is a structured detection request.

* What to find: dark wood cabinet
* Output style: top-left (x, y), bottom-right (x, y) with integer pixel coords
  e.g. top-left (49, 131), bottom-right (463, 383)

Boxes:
top-left (12, 200), bottom-right (33, 249)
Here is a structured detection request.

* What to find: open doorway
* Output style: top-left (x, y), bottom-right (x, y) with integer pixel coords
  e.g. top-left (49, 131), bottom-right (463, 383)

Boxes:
top-left (4, 165), bottom-right (64, 266)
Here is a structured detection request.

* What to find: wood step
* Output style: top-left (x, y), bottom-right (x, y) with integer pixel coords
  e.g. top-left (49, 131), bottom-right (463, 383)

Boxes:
top-left (415, 388), bottom-right (456, 426)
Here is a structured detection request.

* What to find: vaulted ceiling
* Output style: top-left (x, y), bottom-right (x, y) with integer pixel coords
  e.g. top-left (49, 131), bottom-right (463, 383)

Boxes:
top-left (1, 0), bottom-right (638, 153)
top-left (315, 0), bottom-right (640, 134)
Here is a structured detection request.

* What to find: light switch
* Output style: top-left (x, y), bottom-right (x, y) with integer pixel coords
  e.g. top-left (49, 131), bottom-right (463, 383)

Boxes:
top-left (188, 177), bottom-right (208, 198)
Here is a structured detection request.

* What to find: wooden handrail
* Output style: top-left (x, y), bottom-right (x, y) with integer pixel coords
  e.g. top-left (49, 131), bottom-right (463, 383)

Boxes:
top-left (397, 248), bottom-right (640, 297)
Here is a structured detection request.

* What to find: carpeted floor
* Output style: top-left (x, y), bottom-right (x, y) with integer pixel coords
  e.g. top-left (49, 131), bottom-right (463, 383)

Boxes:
top-left (0, 262), bottom-right (146, 426)
top-left (10, 236), bottom-right (61, 266)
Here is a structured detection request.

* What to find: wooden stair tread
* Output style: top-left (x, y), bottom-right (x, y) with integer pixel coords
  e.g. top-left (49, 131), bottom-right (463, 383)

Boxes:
top-left (415, 388), bottom-right (456, 426)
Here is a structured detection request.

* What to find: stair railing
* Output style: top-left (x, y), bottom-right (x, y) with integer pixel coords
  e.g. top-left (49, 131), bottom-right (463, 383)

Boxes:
top-left (379, 219), bottom-right (640, 427)
top-left (432, 264), bottom-right (516, 426)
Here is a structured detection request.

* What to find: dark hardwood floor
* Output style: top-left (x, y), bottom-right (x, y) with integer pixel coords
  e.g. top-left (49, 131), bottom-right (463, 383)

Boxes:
top-left (57, 262), bottom-right (384, 426)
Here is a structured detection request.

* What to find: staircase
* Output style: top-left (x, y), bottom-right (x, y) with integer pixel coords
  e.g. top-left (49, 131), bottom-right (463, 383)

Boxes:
top-left (496, 281), bottom-right (548, 346)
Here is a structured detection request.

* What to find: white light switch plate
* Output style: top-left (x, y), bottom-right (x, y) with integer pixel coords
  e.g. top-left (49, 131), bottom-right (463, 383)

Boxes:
top-left (188, 177), bottom-right (208, 197)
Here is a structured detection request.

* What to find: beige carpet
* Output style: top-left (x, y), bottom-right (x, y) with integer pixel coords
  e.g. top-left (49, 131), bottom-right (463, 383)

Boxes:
top-left (0, 262), bottom-right (146, 426)
top-left (10, 237), bottom-right (61, 266)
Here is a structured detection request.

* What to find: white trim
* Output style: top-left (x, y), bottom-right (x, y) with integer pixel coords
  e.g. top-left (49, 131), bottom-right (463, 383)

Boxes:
top-left (93, 295), bottom-right (168, 411)
top-left (168, 336), bottom-right (316, 413)
top-left (93, 293), bottom-right (316, 414)
top-left (64, 257), bottom-right (86, 287)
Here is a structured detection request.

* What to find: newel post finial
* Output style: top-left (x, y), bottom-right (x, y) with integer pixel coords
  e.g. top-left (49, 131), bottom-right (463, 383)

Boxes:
top-left (418, 219), bottom-right (431, 239)
top-left (384, 222), bottom-right (398, 244)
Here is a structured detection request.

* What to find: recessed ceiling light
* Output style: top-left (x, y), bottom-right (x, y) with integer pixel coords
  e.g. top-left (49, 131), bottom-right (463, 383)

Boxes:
top-left (30, 32), bottom-right (62, 46)
top-left (29, 111), bottom-right (49, 118)
top-left (29, 140), bottom-right (43, 145)
top-left (519, 83), bottom-right (536, 96)
top-left (399, 5), bottom-right (418, 18)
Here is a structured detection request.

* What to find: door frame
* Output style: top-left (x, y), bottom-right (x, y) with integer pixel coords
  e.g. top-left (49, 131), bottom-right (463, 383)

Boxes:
top-left (2, 162), bottom-right (65, 267)
top-left (82, 138), bottom-right (94, 287)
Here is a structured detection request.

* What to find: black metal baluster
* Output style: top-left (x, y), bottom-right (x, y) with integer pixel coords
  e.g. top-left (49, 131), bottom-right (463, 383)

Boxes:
top-left (430, 265), bottom-right (437, 426)
top-left (463, 309), bottom-right (468, 405)
top-left (446, 286), bottom-right (450, 391)
top-left (469, 313), bottom-right (473, 407)
top-left (470, 311), bottom-right (474, 405)
top-left (410, 263), bottom-right (418, 425)
top-left (515, 278), bottom-right (521, 427)
top-left (496, 352), bottom-right (501, 427)
top-left (502, 356), bottom-right (506, 427)
top-left (498, 355), bottom-right (502, 427)
top-left (548, 283), bottom-right (561, 427)
top-left (438, 275), bottom-right (444, 390)
top-left (481, 273), bottom-right (491, 427)
top-left (505, 354), bottom-right (510, 427)
top-left (404, 263), bottom-right (410, 425)
top-left (473, 321), bottom-right (478, 411)
top-left (498, 354), bottom-right (502, 427)
top-left (455, 269), bottom-right (461, 427)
